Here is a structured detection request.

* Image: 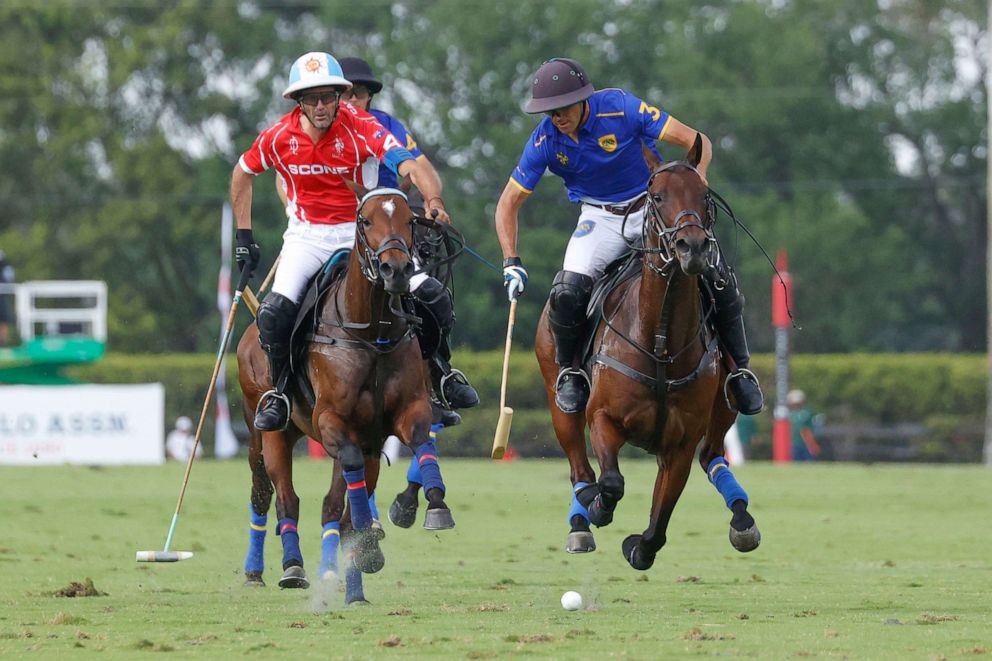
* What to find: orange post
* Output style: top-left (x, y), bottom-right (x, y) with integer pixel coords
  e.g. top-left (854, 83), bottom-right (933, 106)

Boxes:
top-left (772, 249), bottom-right (793, 463)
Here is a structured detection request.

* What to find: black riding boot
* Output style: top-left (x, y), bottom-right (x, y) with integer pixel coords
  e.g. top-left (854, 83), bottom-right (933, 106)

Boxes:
top-left (415, 277), bottom-right (479, 410)
top-left (254, 293), bottom-right (299, 432)
top-left (709, 272), bottom-right (764, 415)
top-left (549, 271), bottom-right (594, 414)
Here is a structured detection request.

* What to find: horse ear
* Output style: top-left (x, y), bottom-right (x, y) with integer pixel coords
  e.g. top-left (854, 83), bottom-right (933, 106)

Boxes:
top-left (686, 133), bottom-right (704, 167)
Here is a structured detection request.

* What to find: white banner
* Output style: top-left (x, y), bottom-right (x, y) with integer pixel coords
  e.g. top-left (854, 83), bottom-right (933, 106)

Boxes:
top-left (0, 384), bottom-right (164, 465)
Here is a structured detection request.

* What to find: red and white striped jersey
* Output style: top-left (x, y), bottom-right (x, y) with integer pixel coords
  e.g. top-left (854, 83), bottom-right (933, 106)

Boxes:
top-left (239, 104), bottom-right (406, 225)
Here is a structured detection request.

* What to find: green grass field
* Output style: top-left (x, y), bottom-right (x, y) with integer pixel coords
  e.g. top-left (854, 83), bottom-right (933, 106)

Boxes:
top-left (1, 459), bottom-right (989, 659)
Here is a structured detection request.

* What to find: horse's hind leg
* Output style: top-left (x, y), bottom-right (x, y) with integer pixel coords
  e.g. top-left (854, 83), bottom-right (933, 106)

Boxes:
top-left (243, 426), bottom-right (272, 587)
top-left (622, 444), bottom-right (695, 571)
top-left (318, 459), bottom-right (347, 582)
top-left (262, 430), bottom-right (309, 589)
top-left (700, 402), bottom-right (761, 553)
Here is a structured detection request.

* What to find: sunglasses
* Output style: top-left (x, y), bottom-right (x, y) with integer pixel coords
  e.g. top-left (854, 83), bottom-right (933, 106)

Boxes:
top-left (544, 104), bottom-right (574, 118)
top-left (299, 90), bottom-right (341, 107)
top-left (343, 85), bottom-right (371, 100)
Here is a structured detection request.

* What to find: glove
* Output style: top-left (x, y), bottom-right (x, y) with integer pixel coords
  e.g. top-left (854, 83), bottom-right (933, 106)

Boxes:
top-left (502, 256), bottom-right (528, 302)
top-left (235, 229), bottom-right (261, 277)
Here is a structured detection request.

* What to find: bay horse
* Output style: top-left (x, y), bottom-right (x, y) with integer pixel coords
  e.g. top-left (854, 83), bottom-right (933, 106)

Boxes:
top-left (237, 188), bottom-right (454, 593)
top-left (535, 140), bottom-right (761, 570)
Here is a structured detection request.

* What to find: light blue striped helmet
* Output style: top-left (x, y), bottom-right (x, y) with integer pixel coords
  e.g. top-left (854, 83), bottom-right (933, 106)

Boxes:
top-left (282, 52), bottom-right (352, 100)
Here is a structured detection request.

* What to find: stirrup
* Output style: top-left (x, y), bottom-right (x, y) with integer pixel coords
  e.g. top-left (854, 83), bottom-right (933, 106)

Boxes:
top-left (555, 367), bottom-right (590, 392)
top-left (438, 368), bottom-right (475, 409)
top-left (255, 389), bottom-right (291, 430)
top-left (555, 367), bottom-right (591, 413)
top-left (723, 368), bottom-right (761, 412)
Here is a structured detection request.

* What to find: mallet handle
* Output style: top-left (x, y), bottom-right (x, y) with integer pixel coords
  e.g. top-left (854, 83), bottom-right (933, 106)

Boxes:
top-left (499, 300), bottom-right (516, 410)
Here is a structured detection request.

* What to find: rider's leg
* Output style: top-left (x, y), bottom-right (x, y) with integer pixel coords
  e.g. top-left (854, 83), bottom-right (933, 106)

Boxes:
top-left (706, 259), bottom-right (764, 415)
top-left (254, 292), bottom-right (299, 431)
top-left (548, 270), bottom-right (594, 413)
top-left (412, 275), bottom-right (479, 409)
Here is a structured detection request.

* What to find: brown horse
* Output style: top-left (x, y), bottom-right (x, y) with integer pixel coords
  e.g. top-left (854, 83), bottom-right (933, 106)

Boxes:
top-left (238, 189), bottom-right (453, 591)
top-left (535, 140), bottom-right (760, 570)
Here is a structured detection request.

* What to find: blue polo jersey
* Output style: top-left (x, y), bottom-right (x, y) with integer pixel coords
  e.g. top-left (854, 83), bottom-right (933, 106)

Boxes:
top-left (368, 108), bottom-right (424, 188)
top-left (510, 88), bottom-right (673, 204)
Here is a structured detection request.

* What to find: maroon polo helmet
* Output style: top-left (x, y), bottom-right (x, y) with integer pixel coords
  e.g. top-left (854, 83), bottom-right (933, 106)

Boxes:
top-left (524, 58), bottom-right (594, 113)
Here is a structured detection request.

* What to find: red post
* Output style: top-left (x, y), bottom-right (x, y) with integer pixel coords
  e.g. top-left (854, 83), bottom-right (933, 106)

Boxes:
top-left (307, 437), bottom-right (325, 460)
top-left (771, 249), bottom-right (793, 463)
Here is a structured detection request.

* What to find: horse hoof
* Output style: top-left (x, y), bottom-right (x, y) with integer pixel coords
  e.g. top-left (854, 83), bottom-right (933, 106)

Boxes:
top-left (278, 565), bottom-right (310, 589)
top-left (353, 534), bottom-right (385, 574)
top-left (588, 495), bottom-right (614, 527)
top-left (388, 495), bottom-right (418, 529)
top-left (622, 535), bottom-right (655, 571)
top-left (730, 524), bottom-right (761, 552)
top-left (423, 507), bottom-right (455, 530)
top-left (566, 530), bottom-right (596, 553)
top-left (243, 572), bottom-right (265, 587)
top-left (346, 597), bottom-right (371, 606)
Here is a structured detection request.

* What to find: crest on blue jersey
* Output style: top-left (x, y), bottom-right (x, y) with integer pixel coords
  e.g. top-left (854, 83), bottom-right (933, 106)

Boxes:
top-left (556, 152), bottom-right (569, 166)
top-left (573, 220), bottom-right (595, 238)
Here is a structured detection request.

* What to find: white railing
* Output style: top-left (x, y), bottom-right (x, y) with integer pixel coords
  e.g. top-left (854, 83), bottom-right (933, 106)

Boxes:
top-left (9, 281), bottom-right (107, 342)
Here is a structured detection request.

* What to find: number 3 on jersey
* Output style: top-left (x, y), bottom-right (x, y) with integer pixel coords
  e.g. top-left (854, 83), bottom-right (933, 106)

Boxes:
top-left (638, 101), bottom-right (661, 121)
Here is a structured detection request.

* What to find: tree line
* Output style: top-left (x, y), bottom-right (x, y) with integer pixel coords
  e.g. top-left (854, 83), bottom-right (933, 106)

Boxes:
top-left (0, 0), bottom-right (984, 354)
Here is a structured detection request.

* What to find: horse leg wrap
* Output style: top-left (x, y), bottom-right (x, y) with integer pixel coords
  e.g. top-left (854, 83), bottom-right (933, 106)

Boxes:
top-left (414, 437), bottom-right (444, 497)
top-left (707, 456), bottom-right (748, 509)
top-left (343, 467), bottom-right (374, 531)
top-left (243, 505), bottom-right (267, 575)
top-left (367, 494), bottom-right (380, 522)
top-left (568, 481), bottom-right (593, 527)
top-left (344, 553), bottom-right (367, 604)
top-left (319, 521), bottom-right (340, 579)
top-left (276, 518), bottom-right (303, 570)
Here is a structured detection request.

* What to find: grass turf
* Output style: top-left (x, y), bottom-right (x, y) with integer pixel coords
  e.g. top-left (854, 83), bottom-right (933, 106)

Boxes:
top-left (0, 459), bottom-right (989, 659)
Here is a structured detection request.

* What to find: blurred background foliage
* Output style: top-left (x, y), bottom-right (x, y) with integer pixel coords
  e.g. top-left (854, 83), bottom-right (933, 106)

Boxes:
top-left (0, 0), bottom-right (985, 354)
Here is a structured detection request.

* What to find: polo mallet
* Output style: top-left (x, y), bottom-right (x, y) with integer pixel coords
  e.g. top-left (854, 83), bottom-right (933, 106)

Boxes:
top-left (243, 253), bottom-right (281, 317)
top-left (491, 299), bottom-right (517, 460)
top-left (136, 266), bottom-right (252, 563)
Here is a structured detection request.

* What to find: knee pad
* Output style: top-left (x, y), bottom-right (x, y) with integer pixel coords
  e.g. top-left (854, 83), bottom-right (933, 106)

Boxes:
top-left (257, 293), bottom-right (299, 353)
top-left (549, 271), bottom-right (594, 323)
top-left (413, 277), bottom-right (454, 333)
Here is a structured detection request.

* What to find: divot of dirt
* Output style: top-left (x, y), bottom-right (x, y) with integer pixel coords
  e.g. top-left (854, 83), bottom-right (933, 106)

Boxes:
top-left (53, 578), bottom-right (106, 598)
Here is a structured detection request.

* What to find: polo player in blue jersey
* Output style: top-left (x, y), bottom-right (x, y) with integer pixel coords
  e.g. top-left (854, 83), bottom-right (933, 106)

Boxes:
top-left (494, 58), bottom-right (763, 416)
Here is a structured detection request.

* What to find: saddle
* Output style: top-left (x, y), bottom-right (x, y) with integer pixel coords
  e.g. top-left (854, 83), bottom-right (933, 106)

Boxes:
top-left (284, 250), bottom-right (440, 409)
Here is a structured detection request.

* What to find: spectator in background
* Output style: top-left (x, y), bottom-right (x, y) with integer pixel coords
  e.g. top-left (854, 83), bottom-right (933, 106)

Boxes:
top-left (0, 249), bottom-right (14, 345)
top-left (787, 389), bottom-right (821, 461)
top-left (166, 416), bottom-right (202, 462)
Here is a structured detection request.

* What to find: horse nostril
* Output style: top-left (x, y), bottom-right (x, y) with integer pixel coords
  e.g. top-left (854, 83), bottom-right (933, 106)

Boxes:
top-left (675, 238), bottom-right (690, 254)
top-left (379, 262), bottom-right (394, 279)
top-left (402, 261), bottom-right (414, 278)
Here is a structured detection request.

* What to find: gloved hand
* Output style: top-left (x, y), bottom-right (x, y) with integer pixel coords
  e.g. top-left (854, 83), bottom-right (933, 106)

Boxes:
top-left (235, 229), bottom-right (261, 277)
top-left (502, 256), bottom-right (528, 302)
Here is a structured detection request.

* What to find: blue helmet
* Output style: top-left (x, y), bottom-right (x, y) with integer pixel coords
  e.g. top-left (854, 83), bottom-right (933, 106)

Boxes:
top-left (282, 52), bottom-right (352, 100)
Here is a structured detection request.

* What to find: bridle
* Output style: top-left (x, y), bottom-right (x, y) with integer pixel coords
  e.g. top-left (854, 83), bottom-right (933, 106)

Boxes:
top-left (355, 188), bottom-right (416, 283)
top-left (626, 160), bottom-right (718, 275)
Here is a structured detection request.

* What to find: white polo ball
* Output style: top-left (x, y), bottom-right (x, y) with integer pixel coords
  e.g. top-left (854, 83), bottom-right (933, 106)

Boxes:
top-left (560, 590), bottom-right (583, 611)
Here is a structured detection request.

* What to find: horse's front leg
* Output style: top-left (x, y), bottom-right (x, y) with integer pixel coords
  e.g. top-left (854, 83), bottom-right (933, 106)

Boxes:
top-left (261, 430), bottom-right (309, 589)
top-left (586, 412), bottom-right (626, 528)
top-left (399, 406), bottom-right (454, 530)
top-left (243, 425), bottom-right (272, 587)
top-left (622, 444), bottom-right (694, 571)
top-left (700, 401), bottom-right (761, 553)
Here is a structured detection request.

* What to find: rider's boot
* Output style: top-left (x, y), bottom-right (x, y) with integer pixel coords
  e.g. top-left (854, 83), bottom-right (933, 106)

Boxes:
top-left (254, 293), bottom-right (299, 432)
top-left (414, 277), bottom-right (479, 410)
top-left (708, 267), bottom-right (764, 415)
top-left (548, 270), bottom-right (594, 414)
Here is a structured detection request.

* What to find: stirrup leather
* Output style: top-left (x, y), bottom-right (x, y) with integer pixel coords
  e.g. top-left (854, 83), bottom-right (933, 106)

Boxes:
top-left (437, 368), bottom-right (471, 409)
top-left (723, 368), bottom-right (759, 410)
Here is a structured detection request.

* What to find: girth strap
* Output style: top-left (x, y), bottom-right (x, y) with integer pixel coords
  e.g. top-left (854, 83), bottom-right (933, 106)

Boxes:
top-left (592, 335), bottom-right (719, 393)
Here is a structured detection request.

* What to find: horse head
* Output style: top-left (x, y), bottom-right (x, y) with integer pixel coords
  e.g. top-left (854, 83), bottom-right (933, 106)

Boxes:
top-left (355, 188), bottom-right (418, 294)
top-left (643, 137), bottom-right (716, 276)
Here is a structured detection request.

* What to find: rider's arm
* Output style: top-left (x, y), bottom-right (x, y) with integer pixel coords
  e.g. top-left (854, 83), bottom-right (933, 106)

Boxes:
top-left (230, 164), bottom-right (255, 231)
top-left (495, 179), bottom-right (531, 260)
top-left (660, 118), bottom-right (712, 182)
top-left (398, 157), bottom-right (449, 223)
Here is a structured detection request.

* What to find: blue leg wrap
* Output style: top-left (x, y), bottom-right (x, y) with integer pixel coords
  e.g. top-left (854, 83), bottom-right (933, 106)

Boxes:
top-left (568, 481), bottom-right (592, 526)
top-left (344, 553), bottom-right (366, 603)
top-left (414, 435), bottom-right (443, 495)
top-left (276, 517), bottom-right (303, 569)
top-left (707, 456), bottom-right (748, 510)
top-left (243, 505), bottom-right (266, 574)
top-left (405, 425), bottom-right (441, 485)
top-left (344, 468), bottom-right (373, 530)
top-left (319, 521), bottom-right (340, 578)
top-left (368, 494), bottom-right (380, 521)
